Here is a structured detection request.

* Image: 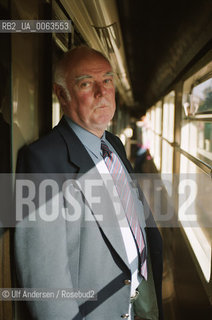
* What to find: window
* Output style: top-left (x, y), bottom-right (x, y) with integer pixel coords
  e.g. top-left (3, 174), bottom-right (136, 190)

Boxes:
top-left (154, 101), bottom-right (162, 170)
top-left (155, 100), bottom-right (162, 135)
top-left (154, 135), bottom-right (161, 171)
top-left (161, 92), bottom-right (175, 194)
top-left (190, 77), bottom-right (212, 115)
top-left (180, 57), bottom-right (212, 282)
top-left (149, 107), bottom-right (155, 157)
top-left (162, 91), bottom-right (175, 143)
top-left (179, 154), bottom-right (211, 282)
top-left (181, 120), bottom-right (212, 166)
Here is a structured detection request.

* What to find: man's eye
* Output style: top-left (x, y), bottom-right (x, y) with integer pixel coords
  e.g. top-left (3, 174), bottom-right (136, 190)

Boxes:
top-left (79, 82), bottom-right (92, 89)
top-left (103, 78), bottom-right (113, 86)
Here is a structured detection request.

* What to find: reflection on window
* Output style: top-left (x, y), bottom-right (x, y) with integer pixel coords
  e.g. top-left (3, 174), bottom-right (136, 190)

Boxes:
top-left (181, 60), bottom-right (212, 167)
top-left (197, 122), bottom-right (212, 164)
top-left (179, 154), bottom-right (211, 282)
top-left (181, 120), bottom-right (212, 167)
top-left (162, 91), bottom-right (175, 142)
top-left (191, 77), bottom-right (212, 114)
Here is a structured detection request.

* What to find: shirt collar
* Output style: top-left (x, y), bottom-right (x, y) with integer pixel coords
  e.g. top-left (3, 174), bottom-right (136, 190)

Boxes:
top-left (64, 116), bottom-right (105, 159)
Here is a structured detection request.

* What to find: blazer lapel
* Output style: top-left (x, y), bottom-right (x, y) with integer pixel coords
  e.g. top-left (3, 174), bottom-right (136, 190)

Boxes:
top-left (77, 169), bottom-right (131, 271)
top-left (56, 117), bottom-right (95, 173)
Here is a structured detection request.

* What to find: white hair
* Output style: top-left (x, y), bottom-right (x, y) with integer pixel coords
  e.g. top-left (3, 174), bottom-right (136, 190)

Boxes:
top-left (53, 62), bottom-right (71, 102)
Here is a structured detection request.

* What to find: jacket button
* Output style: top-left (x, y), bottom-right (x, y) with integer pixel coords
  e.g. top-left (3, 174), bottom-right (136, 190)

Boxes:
top-left (121, 314), bottom-right (129, 318)
top-left (124, 279), bottom-right (131, 285)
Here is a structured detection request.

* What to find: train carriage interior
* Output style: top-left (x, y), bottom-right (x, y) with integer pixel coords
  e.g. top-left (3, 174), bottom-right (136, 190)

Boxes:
top-left (0, 0), bottom-right (212, 319)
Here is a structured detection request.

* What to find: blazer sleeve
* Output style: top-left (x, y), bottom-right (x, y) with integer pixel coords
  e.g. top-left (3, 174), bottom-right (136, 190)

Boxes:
top-left (15, 145), bottom-right (84, 320)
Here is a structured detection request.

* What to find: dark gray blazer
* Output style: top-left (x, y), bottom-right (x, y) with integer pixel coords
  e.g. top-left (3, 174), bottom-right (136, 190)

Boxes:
top-left (15, 116), bottom-right (163, 320)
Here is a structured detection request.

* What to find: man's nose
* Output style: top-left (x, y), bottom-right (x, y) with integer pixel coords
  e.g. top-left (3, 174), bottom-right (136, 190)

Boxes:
top-left (94, 82), bottom-right (106, 98)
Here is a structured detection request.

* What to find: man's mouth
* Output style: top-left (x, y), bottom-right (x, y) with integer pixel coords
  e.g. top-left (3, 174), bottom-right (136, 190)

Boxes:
top-left (95, 99), bottom-right (111, 109)
top-left (96, 103), bottom-right (110, 109)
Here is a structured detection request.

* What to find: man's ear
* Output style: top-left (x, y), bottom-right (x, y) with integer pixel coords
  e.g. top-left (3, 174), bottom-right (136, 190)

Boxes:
top-left (53, 84), bottom-right (67, 106)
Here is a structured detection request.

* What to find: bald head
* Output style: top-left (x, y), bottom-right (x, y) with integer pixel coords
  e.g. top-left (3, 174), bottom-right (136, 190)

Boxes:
top-left (54, 47), bottom-right (111, 98)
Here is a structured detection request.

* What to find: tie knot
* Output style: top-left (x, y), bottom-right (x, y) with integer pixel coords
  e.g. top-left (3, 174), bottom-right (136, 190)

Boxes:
top-left (101, 140), bottom-right (112, 159)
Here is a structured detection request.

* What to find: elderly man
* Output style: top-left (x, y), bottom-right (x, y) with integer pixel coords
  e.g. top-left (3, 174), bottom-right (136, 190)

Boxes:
top-left (15, 46), bottom-right (163, 320)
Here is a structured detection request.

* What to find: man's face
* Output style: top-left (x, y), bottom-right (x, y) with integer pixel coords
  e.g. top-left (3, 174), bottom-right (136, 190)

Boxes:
top-left (63, 52), bottom-right (116, 137)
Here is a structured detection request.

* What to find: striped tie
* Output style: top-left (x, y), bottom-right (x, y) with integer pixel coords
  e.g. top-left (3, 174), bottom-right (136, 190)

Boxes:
top-left (101, 140), bottom-right (147, 280)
